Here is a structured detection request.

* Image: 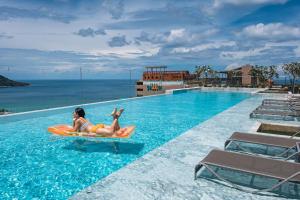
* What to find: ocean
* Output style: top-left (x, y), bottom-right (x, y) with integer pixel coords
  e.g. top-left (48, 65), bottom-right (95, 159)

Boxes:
top-left (0, 80), bottom-right (136, 113)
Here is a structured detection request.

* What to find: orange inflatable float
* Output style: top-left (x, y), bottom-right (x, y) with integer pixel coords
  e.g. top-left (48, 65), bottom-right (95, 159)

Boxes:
top-left (48, 124), bottom-right (135, 138)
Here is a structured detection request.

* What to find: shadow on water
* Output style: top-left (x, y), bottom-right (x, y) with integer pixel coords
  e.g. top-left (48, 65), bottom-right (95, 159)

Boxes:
top-left (63, 139), bottom-right (144, 154)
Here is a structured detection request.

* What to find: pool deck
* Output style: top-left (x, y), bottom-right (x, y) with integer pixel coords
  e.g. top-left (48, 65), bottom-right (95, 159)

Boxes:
top-left (72, 91), bottom-right (298, 200)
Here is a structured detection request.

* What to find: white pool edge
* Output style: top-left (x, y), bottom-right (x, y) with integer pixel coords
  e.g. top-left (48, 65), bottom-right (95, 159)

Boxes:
top-left (0, 87), bottom-right (264, 118)
top-left (0, 93), bottom-right (168, 118)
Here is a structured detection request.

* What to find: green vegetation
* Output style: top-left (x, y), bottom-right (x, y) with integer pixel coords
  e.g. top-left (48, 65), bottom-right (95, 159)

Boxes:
top-left (0, 75), bottom-right (29, 87)
top-left (282, 62), bottom-right (300, 93)
top-left (195, 65), bottom-right (216, 85)
top-left (249, 65), bottom-right (279, 87)
top-left (228, 70), bottom-right (242, 87)
top-left (0, 108), bottom-right (8, 112)
top-left (0, 108), bottom-right (9, 115)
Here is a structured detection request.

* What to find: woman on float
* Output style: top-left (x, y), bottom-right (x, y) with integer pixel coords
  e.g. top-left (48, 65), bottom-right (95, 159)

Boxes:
top-left (72, 107), bottom-right (124, 136)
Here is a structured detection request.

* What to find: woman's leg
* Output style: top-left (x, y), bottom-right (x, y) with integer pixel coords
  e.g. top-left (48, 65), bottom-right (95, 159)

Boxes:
top-left (111, 108), bottom-right (124, 131)
top-left (111, 108), bottom-right (117, 117)
top-left (95, 118), bottom-right (119, 136)
top-left (95, 128), bottom-right (114, 136)
top-left (110, 118), bottom-right (120, 132)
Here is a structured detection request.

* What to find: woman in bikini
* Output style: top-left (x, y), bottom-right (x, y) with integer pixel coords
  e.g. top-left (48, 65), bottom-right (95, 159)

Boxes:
top-left (72, 107), bottom-right (124, 136)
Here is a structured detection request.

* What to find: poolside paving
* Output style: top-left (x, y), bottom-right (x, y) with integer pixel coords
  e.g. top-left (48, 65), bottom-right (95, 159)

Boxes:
top-left (72, 93), bottom-right (299, 200)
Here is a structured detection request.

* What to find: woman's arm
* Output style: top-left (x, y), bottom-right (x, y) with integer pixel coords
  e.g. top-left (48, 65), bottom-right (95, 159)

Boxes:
top-left (72, 118), bottom-right (76, 127)
top-left (73, 119), bottom-right (81, 132)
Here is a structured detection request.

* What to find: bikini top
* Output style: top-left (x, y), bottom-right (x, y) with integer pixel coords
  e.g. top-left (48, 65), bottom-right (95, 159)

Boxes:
top-left (79, 117), bottom-right (90, 132)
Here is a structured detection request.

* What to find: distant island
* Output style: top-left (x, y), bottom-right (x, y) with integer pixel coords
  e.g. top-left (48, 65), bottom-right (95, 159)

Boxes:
top-left (0, 75), bottom-right (30, 87)
top-left (0, 75), bottom-right (29, 114)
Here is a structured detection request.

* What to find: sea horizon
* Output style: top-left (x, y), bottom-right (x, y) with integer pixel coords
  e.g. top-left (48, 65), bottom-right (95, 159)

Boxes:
top-left (0, 79), bottom-right (137, 113)
top-left (15, 78), bottom-right (138, 81)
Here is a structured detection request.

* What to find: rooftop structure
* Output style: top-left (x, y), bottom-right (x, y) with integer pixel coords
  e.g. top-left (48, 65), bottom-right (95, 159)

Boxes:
top-left (195, 64), bottom-right (258, 87)
top-left (143, 66), bottom-right (193, 82)
top-left (136, 66), bottom-right (194, 96)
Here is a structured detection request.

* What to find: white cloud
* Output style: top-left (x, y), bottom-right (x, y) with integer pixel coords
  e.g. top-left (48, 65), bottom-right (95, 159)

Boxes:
top-left (52, 63), bottom-right (77, 73)
top-left (0, 32), bottom-right (13, 39)
top-left (221, 40), bottom-right (300, 61)
top-left (166, 28), bottom-right (219, 44)
top-left (166, 28), bottom-right (185, 42)
top-left (91, 65), bottom-right (123, 72)
top-left (171, 41), bottom-right (236, 53)
top-left (294, 46), bottom-right (300, 57)
top-left (220, 46), bottom-right (271, 59)
top-left (90, 46), bottom-right (160, 59)
top-left (213, 0), bottom-right (287, 8)
top-left (135, 28), bottom-right (218, 46)
top-left (240, 23), bottom-right (300, 40)
top-left (102, 0), bottom-right (124, 20)
top-left (225, 63), bottom-right (241, 70)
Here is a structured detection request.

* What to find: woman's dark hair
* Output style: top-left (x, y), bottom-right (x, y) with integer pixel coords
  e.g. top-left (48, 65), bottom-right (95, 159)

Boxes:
top-left (75, 107), bottom-right (85, 118)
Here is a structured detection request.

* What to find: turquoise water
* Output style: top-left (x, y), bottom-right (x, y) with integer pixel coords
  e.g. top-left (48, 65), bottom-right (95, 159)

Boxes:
top-left (0, 91), bottom-right (250, 199)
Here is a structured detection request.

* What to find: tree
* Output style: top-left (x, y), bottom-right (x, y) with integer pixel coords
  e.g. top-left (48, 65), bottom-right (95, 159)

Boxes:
top-left (0, 108), bottom-right (9, 114)
top-left (249, 65), bottom-right (278, 87)
top-left (282, 62), bottom-right (300, 93)
top-left (227, 70), bottom-right (243, 87)
top-left (263, 65), bottom-right (279, 88)
top-left (195, 65), bottom-right (212, 85)
top-left (249, 66), bottom-right (259, 86)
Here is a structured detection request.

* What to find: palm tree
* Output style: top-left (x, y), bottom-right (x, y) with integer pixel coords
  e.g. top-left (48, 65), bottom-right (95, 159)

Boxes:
top-left (249, 66), bottom-right (259, 87)
top-left (228, 70), bottom-right (242, 86)
top-left (282, 62), bottom-right (300, 93)
top-left (250, 65), bottom-right (267, 87)
top-left (207, 68), bottom-right (217, 85)
top-left (228, 70), bottom-right (235, 86)
top-left (235, 71), bottom-right (243, 86)
top-left (195, 65), bottom-right (211, 85)
top-left (249, 65), bottom-right (278, 87)
top-left (263, 65), bottom-right (279, 88)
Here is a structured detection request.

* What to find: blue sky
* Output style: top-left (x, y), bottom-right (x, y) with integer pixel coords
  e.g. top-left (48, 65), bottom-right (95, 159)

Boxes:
top-left (0, 0), bottom-right (299, 80)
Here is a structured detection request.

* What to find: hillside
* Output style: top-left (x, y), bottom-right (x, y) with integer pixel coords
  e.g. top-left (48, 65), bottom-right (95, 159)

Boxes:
top-left (0, 75), bottom-right (29, 87)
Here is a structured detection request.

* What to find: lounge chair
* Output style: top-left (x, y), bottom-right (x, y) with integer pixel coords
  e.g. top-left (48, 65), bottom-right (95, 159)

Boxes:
top-left (263, 96), bottom-right (300, 105)
top-left (256, 104), bottom-right (300, 112)
top-left (195, 149), bottom-right (300, 194)
top-left (224, 132), bottom-right (300, 160)
top-left (251, 109), bottom-right (300, 117)
top-left (263, 99), bottom-right (299, 106)
top-left (250, 108), bottom-right (300, 121)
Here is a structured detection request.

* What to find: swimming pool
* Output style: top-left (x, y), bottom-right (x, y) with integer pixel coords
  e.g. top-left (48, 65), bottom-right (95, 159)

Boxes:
top-left (0, 91), bottom-right (250, 199)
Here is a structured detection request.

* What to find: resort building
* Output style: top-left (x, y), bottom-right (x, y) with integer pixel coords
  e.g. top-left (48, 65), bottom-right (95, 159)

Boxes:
top-left (136, 64), bottom-right (271, 97)
top-left (199, 64), bottom-right (259, 87)
top-left (227, 64), bottom-right (253, 87)
top-left (136, 66), bottom-right (195, 96)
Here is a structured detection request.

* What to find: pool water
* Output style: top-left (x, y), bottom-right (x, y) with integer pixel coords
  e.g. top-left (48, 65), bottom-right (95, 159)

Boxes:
top-left (0, 91), bottom-right (250, 199)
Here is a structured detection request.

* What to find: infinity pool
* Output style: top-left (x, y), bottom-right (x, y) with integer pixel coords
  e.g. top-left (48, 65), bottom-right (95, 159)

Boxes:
top-left (0, 91), bottom-right (250, 199)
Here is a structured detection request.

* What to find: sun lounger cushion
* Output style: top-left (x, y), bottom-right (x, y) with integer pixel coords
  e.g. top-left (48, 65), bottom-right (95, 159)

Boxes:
top-left (225, 132), bottom-right (300, 149)
top-left (252, 109), bottom-right (300, 117)
top-left (195, 149), bottom-right (300, 182)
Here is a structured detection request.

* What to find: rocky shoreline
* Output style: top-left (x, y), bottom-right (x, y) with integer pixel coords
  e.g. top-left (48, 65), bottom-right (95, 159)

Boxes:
top-left (0, 109), bottom-right (11, 115)
top-left (0, 112), bottom-right (11, 115)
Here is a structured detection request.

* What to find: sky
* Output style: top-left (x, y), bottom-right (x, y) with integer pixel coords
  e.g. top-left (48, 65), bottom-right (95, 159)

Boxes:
top-left (0, 0), bottom-right (299, 80)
